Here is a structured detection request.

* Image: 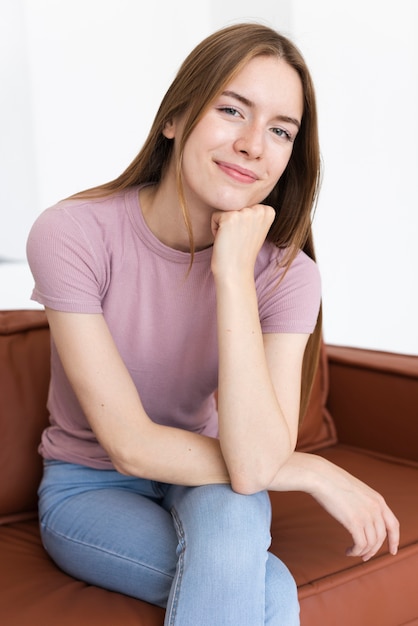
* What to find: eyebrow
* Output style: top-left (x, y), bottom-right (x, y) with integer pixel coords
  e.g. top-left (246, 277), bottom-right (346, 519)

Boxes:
top-left (221, 90), bottom-right (301, 130)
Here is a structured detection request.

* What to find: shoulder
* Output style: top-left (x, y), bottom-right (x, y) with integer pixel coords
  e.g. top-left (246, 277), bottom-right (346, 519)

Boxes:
top-left (27, 189), bottom-right (136, 268)
top-left (30, 190), bottom-right (130, 235)
top-left (26, 190), bottom-right (136, 313)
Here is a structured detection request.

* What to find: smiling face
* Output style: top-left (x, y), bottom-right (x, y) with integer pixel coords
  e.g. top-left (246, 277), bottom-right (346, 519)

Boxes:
top-left (163, 55), bottom-right (304, 216)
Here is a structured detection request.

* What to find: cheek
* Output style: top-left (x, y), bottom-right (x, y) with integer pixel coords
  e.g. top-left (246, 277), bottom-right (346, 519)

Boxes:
top-left (189, 119), bottom-right (231, 155)
top-left (270, 147), bottom-right (294, 180)
top-left (181, 126), bottom-right (224, 177)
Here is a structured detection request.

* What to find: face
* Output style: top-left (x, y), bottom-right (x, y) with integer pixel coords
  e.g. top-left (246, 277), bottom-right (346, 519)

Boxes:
top-left (163, 55), bottom-right (304, 214)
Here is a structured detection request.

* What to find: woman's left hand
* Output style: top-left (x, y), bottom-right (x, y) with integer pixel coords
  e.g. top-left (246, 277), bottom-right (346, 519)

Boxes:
top-left (311, 462), bottom-right (400, 561)
top-left (270, 452), bottom-right (400, 561)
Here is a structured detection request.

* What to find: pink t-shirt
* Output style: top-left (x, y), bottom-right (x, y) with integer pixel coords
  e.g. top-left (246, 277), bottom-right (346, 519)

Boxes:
top-left (27, 186), bottom-right (321, 469)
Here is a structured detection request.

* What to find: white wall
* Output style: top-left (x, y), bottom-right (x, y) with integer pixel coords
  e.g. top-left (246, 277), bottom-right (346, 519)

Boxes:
top-left (0, 0), bottom-right (39, 259)
top-left (291, 1), bottom-right (418, 355)
top-left (1, 0), bottom-right (417, 355)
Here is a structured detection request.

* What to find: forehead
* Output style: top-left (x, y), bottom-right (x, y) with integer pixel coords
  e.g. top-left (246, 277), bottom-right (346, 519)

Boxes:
top-left (223, 55), bottom-right (303, 118)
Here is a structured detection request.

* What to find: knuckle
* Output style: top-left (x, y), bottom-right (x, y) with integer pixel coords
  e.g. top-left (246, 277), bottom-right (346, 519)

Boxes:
top-left (266, 205), bottom-right (276, 218)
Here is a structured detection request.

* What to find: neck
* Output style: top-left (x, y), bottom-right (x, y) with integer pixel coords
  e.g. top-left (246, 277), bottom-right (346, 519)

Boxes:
top-left (139, 181), bottom-right (214, 253)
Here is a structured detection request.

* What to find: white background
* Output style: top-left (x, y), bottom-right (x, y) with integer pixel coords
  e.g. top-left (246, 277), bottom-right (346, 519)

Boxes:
top-left (1, 0), bottom-right (417, 355)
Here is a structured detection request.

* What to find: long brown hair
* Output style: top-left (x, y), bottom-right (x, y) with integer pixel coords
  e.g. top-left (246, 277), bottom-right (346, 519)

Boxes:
top-left (74, 23), bottom-right (323, 422)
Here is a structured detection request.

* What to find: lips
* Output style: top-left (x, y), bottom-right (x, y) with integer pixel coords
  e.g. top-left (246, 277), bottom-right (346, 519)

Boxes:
top-left (216, 160), bottom-right (259, 183)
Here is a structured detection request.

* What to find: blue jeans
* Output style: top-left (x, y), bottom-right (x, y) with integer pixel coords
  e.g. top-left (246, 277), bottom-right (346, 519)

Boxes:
top-left (38, 461), bottom-right (299, 625)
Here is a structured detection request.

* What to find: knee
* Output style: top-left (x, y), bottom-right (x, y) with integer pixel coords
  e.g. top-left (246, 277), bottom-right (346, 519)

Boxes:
top-left (174, 484), bottom-right (272, 554)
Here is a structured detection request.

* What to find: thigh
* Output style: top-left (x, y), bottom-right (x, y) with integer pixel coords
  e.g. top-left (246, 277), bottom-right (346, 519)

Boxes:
top-left (38, 462), bottom-right (177, 608)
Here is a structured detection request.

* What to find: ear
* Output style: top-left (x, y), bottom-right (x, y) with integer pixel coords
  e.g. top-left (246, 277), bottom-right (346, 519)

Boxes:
top-left (162, 119), bottom-right (176, 139)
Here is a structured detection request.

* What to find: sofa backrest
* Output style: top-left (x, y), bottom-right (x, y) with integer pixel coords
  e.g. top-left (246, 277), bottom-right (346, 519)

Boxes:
top-left (0, 310), bottom-right (50, 523)
top-left (0, 309), bottom-right (337, 523)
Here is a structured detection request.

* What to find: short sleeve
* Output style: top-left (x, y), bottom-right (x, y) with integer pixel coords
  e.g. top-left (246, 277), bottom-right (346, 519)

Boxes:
top-left (26, 204), bottom-right (108, 313)
top-left (256, 247), bottom-right (321, 334)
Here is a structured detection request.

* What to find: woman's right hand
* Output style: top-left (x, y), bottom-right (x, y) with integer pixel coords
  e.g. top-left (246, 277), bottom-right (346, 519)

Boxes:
top-left (270, 452), bottom-right (400, 561)
top-left (210, 204), bottom-right (275, 282)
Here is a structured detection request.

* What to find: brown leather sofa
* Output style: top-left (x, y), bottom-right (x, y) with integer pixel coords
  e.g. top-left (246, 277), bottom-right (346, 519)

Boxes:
top-left (1, 309), bottom-right (417, 626)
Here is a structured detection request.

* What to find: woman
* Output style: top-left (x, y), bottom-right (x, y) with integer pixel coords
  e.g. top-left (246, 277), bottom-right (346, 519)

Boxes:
top-left (27, 23), bottom-right (399, 625)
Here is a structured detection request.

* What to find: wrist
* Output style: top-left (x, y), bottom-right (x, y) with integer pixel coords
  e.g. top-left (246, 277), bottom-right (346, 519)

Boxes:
top-left (213, 267), bottom-right (255, 289)
top-left (269, 452), bottom-right (329, 495)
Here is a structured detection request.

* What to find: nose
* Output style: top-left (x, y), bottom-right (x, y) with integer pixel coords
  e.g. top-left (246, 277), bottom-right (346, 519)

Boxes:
top-left (234, 123), bottom-right (264, 159)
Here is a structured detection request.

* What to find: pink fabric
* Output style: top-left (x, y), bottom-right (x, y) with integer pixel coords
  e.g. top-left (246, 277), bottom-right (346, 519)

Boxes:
top-left (27, 186), bottom-right (321, 469)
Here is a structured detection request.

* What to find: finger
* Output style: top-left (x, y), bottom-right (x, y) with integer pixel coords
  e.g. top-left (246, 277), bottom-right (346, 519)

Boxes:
top-left (366, 501), bottom-right (400, 559)
top-left (345, 525), bottom-right (368, 558)
top-left (353, 506), bottom-right (400, 562)
top-left (383, 508), bottom-right (400, 556)
top-left (345, 512), bottom-right (380, 559)
top-left (361, 516), bottom-right (386, 561)
top-left (256, 204), bottom-right (275, 226)
top-left (210, 211), bottom-right (224, 237)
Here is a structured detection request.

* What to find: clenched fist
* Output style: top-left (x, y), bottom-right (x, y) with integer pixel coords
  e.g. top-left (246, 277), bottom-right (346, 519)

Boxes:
top-left (210, 204), bottom-right (275, 281)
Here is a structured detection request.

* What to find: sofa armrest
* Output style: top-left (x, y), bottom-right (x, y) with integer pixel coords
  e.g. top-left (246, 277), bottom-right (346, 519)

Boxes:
top-left (325, 344), bottom-right (418, 462)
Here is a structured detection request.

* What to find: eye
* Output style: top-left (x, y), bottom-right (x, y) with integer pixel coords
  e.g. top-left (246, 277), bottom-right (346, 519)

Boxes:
top-left (271, 127), bottom-right (293, 142)
top-left (218, 106), bottom-right (242, 118)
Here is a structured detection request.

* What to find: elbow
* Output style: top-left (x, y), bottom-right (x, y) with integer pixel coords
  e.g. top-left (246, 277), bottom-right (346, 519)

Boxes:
top-left (230, 479), bottom-right (265, 496)
top-left (102, 423), bottom-right (157, 478)
top-left (112, 458), bottom-right (133, 476)
top-left (229, 468), bottom-right (276, 496)
top-left (109, 452), bottom-right (134, 476)
top-left (228, 448), bottom-right (294, 496)
top-left (107, 445), bottom-right (145, 478)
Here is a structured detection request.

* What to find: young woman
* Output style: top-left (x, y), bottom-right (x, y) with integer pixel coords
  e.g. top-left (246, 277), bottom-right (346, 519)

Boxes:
top-left (27, 23), bottom-right (399, 626)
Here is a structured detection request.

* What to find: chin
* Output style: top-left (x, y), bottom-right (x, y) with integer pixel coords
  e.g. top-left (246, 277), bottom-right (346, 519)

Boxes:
top-left (211, 192), bottom-right (262, 212)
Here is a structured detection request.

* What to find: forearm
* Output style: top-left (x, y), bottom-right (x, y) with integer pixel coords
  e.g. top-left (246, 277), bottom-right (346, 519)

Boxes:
top-left (115, 421), bottom-right (230, 486)
top-left (216, 275), bottom-right (292, 493)
top-left (75, 359), bottom-right (230, 486)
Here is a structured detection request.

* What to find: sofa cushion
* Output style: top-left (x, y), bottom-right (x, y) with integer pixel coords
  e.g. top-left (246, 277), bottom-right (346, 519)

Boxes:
top-left (0, 310), bottom-right (50, 522)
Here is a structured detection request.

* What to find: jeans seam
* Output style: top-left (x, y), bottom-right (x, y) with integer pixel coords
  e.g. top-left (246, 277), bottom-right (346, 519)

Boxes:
top-left (165, 507), bottom-right (185, 626)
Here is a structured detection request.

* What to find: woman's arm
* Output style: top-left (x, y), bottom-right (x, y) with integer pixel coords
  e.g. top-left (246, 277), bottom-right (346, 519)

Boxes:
top-left (212, 205), bottom-right (306, 494)
top-left (45, 308), bottom-right (230, 486)
top-left (269, 451), bottom-right (400, 561)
